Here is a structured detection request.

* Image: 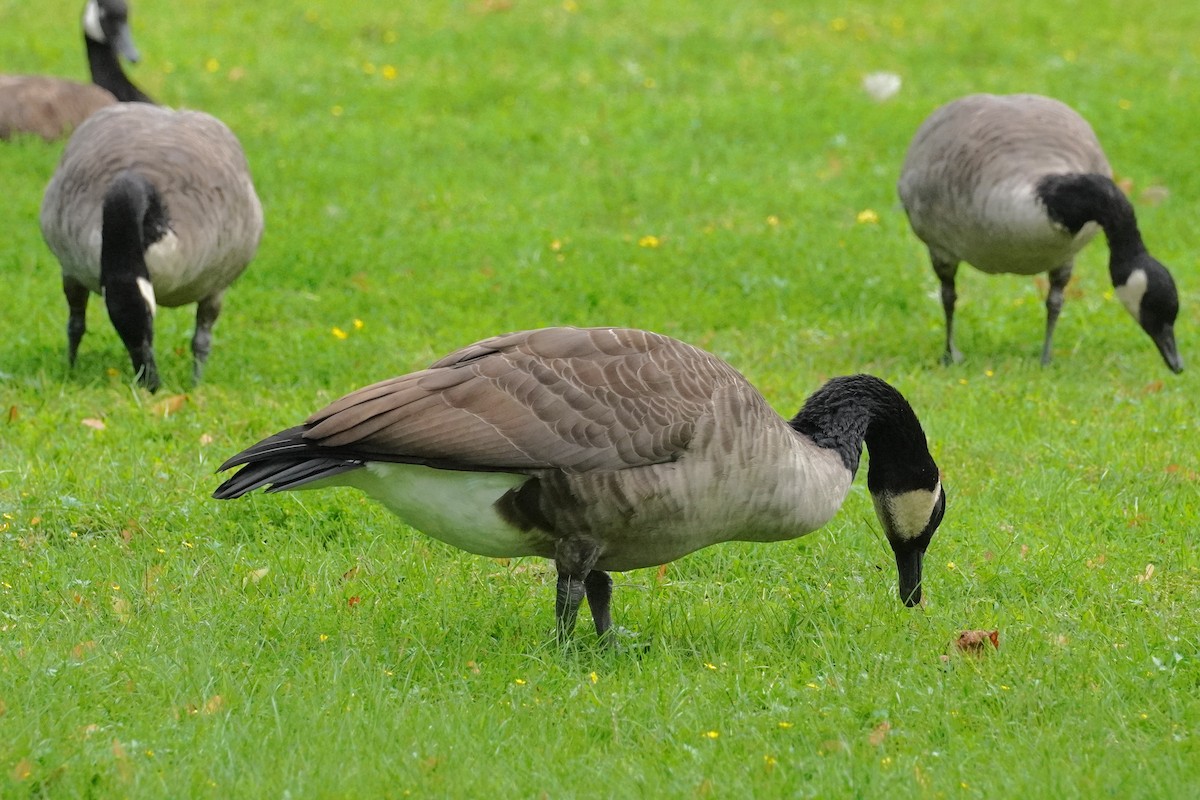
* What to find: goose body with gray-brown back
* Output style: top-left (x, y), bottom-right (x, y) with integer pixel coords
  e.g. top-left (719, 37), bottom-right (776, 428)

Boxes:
top-left (213, 326), bottom-right (945, 643)
top-left (0, 0), bottom-right (153, 141)
top-left (898, 93), bottom-right (1182, 372)
top-left (40, 102), bottom-right (263, 391)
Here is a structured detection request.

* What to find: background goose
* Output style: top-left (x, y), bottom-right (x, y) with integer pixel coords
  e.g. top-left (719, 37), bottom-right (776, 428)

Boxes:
top-left (214, 326), bottom-right (946, 643)
top-left (0, 0), bottom-right (153, 141)
top-left (898, 93), bottom-right (1183, 373)
top-left (40, 102), bottom-right (263, 392)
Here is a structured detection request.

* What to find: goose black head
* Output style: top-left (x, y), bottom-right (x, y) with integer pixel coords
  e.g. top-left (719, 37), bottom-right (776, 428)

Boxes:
top-left (1115, 255), bottom-right (1183, 374)
top-left (871, 481), bottom-right (945, 607)
top-left (84, 0), bottom-right (140, 62)
top-left (100, 170), bottom-right (169, 392)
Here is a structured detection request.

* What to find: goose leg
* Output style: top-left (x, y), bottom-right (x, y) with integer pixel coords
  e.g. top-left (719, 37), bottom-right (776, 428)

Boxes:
top-left (584, 570), bottom-right (613, 638)
top-left (191, 292), bottom-right (224, 384)
top-left (554, 538), bottom-right (600, 643)
top-left (932, 255), bottom-right (963, 365)
top-left (1041, 263), bottom-right (1072, 366)
top-left (64, 278), bottom-right (90, 366)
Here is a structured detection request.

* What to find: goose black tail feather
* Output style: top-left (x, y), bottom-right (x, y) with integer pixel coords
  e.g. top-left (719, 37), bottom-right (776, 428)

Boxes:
top-left (213, 425), bottom-right (365, 499)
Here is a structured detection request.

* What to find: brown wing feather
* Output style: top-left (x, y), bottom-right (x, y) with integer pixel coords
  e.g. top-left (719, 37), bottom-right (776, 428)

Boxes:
top-left (301, 327), bottom-right (749, 473)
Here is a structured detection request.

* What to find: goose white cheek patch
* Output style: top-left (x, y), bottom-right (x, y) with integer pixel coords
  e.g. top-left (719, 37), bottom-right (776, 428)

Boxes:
top-left (137, 277), bottom-right (157, 318)
top-left (82, 0), bottom-right (105, 43)
top-left (1116, 269), bottom-right (1148, 320)
top-left (873, 483), bottom-right (941, 541)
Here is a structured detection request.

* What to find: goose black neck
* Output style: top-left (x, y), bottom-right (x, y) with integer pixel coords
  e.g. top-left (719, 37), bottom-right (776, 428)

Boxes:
top-left (86, 35), bottom-right (152, 103)
top-left (1037, 172), bottom-right (1147, 279)
top-left (790, 374), bottom-right (938, 494)
top-left (100, 171), bottom-right (164, 284)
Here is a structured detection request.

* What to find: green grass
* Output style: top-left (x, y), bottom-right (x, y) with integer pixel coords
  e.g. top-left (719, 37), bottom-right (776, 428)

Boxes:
top-left (2, 0), bottom-right (1198, 796)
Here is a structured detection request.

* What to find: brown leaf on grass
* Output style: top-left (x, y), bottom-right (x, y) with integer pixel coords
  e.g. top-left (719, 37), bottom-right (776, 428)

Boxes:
top-left (1142, 380), bottom-right (1164, 395)
top-left (11, 758), bottom-right (33, 781)
top-left (112, 738), bottom-right (133, 782)
top-left (242, 567), bottom-right (269, 588)
top-left (342, 566), bottom-right (360, 581)
top-left (151, 393), bottom-right (188, 417)
top-left (81, 418), bottom-right (106, 430)
top-left (868, 720), bottom-right (891, 746)
top-left (203, 695), bottom-right (225, 714)
top-left (70, 640), bottom-right (97, 661)
top-left (656, 563), bottom-right (669, 584)
top-left (819, 739), bottom-right (846, 755)
top-left (111, 595), bottom-right (132, 623)
top-left (1135, 563), bottom-right (1155, 583)
top-left (954, 629), bottom-right (1000, 654)
top-left (6, 405), bottom-right (17, 422)
top-left (1116, 177), bottom-right (1134, 195)
top-left (199, 433), bottom-right (215, 446)
top-left (1139, 185), bottom-right (1170, 206)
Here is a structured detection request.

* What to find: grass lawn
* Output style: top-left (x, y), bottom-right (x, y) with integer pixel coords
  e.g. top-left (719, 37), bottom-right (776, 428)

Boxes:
top-left (2, 1), bottom-right (1198, 796)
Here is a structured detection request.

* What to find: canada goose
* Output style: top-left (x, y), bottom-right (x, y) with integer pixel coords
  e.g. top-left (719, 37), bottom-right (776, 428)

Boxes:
top-left (898, 93), bottom-right (1183, 373)
top-left (0, 0), bottom-right (153, 141)
top-left (213, 326), bottom-right (946, 643)
top-left (40, 102), bottom-right (263, 392)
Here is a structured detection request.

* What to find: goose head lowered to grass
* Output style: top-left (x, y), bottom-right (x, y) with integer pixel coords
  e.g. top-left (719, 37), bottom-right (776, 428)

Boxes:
top-left (213, 326), bottom-right (946, 644)
top-left (898, 93), bottom-right (1183, 373)
top-left (0, 0), bottom-right (154, 141)
top-left (40, 102), bottom-right (263, 392)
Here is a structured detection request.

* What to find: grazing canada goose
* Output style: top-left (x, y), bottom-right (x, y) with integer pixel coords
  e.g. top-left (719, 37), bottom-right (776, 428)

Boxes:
top-left (898, 93), bottom-right (1183, 373)
top-left (40, 102), bottom-right (263, 392)
top-left (0, 0), bottom-right (153, 141)
top-left (213, 326), bottom-right (946, 643)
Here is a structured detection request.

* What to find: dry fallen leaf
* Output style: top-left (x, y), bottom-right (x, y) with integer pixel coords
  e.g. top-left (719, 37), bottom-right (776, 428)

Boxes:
top-left (342, 566), bottom-right (360, 581)
top-left (868, 720), bottom-right (891, 746)
top-left (151, 393), bottom-right (188, 417)
top-left (81, 418), bottom-right (106, 430)
top-left (242, 567), bottom-right (270, 588)
top-left (954, 629), bottom-right (1000, 654)
top-left (1139, 185), bottom-right (1170, 206)
top-left (70, 640), bottom-right (97, 661)
top-left (111, 595), bottom-right (132, 623)
top-left (6, 405), bottom-right (17, 422)
top-left (656, 563), bottom-right (669, 584)
top-left (203, 695), bottom-right (225, 714)
top-left (11, 758), bottom-right (33, 782)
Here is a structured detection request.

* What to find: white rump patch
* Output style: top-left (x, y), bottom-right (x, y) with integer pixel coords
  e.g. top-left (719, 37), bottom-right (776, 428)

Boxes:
top-left (82, 0), bottom-right (104, 43)
top-left (341, 462), bottom-right (540, 558)
top-left (1115, 269), bottom-right (1148, 320)
top-left (873, 483), bottom-right (941, 541)
top-left (137, 277), bottom-right (157, 318)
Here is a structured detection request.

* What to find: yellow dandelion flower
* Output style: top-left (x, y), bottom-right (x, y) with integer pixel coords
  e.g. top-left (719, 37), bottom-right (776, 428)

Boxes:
top-left (332, 326), bottom-right (349, 339)
top-left (805, 682), bottom-right (819, 689)
top-left (550, 239), bottom-right (563, 252)
top-left (205, 58), bottom-right (220, 73)
top-left (946, 561), bottom-right (956, 570)
top-left (766, 215), bottom-right (780, 227)
top-left (703, 730), bottom-right (719, 739)
top-left (182, 540), bottom-right (193, 548)
top-left (589, 672), bottom-right (599, 683)
top-left (319, 634), bottom-right (329, 642)
top-left (985, 369), bottom-right (994, 377)
top-left (778, 721), bottom-right (794, 729)
top-left (638, 235), bottom-right (661, 248)
top-left (382, 65), bottom-right (398, 80)
top-left (764, 754), bottom-right (777, 767)
top-left (856, 208), bottom-right (879, 224)
top-left (704, 662), bottom-right (717, 670)
top-left (514, 678), bottom-right (527, 685)
top-left (353, 319), bottom-right (364, 330)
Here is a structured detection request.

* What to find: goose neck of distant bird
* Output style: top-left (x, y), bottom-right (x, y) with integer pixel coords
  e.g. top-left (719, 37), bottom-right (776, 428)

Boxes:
top-left (86, 36), bottom-right (151, 103)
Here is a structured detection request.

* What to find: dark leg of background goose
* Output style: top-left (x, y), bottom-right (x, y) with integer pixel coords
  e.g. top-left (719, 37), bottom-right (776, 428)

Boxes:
top-left (1041, 263), bottom-right (1072, 366)
top-left (191, 292), bottom-right (223, 384)
top-left (555, 571), bottom-right (586, 643)
top-left (64, 279), bottom-right (90, 366)
top-left (584, 570), bottom-right (613, 638)
top-left (932, 256), bottom-right (962, 365)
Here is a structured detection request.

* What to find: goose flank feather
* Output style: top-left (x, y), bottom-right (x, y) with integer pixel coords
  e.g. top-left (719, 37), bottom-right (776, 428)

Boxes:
top-left (898, 93), bottom-right (1182, 372)
top-left (40, 102), bottom-right (263, 392)
top-left (214, 327), bottom-right (946, 643)
top-left (0, 0), bottom-right (152, 142)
